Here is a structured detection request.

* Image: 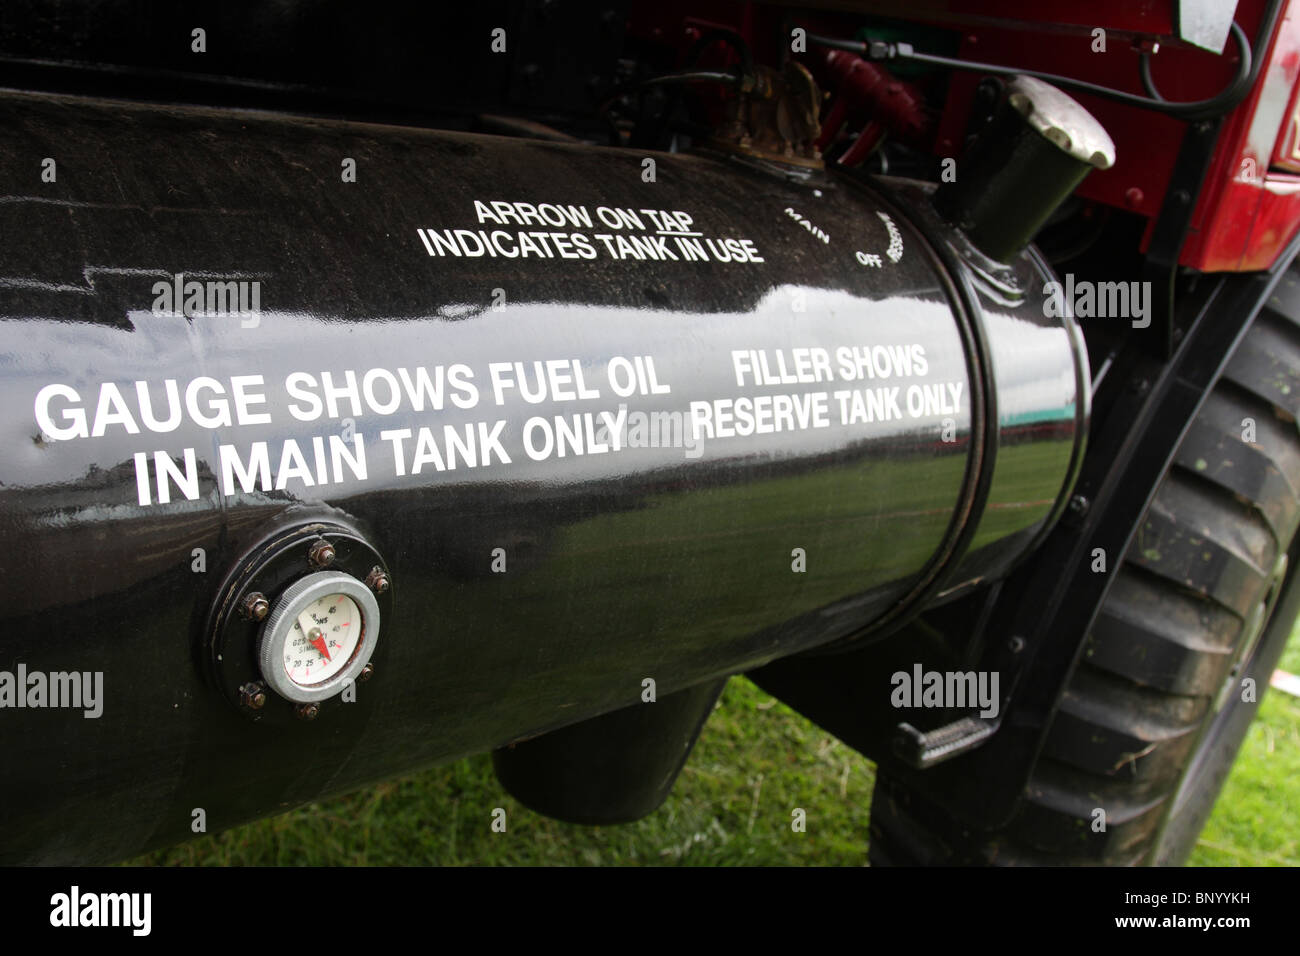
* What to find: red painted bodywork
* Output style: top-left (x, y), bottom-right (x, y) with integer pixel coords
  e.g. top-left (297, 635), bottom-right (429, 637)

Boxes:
top-left (1173, 3), bottom-right (1300, 271)
top-left (925, 0), bottom-right (1300, 272)
top-left (628, 1), bottom-right (1300, 272)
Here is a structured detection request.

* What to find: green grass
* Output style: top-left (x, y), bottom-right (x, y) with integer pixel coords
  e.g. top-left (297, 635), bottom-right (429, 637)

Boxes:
top-left (127, 677), bottom-right (874, 866)
top-left (1186, 635), bottom-right (1300, 867)
top-left (128, 622), bottom-right (1300, 867)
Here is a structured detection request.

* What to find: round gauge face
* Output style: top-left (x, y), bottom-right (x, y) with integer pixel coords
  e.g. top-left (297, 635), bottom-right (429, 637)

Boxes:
top-left (284, 592), bottom-right (362, 687)
top-left (257, 571), bottom-right (382, 703)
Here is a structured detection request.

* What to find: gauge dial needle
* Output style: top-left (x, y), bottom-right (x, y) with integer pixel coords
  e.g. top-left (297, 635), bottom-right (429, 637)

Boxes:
top-left (309, 634), bottom-right (332, 661)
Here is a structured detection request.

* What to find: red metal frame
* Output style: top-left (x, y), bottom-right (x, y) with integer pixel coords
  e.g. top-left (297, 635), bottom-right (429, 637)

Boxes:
top-left (627, 1), bottom-right (1300, 272)
top-left (926, 0), bottom-right (1300, 272)
top-left (1181, 2), bottom-right (1300, 271)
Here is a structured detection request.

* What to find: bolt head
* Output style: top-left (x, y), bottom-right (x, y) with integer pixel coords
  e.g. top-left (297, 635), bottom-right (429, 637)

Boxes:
top-left (366, 567), bottom-right (390, 594)
top-left (358, 663), bottom-right (374, 683)
top-left (241, 593), bottom-right (270, 622)
top-left (295, 703), bottom-right (320, 721)
top-left (240, 682), bottom-right (268, 710)
top-left (309, 539), bottom-right (336, 568)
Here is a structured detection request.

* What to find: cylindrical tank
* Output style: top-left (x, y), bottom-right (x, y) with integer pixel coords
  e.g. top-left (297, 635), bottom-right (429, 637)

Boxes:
top-left (0, 90), bottom-right (1086, 862)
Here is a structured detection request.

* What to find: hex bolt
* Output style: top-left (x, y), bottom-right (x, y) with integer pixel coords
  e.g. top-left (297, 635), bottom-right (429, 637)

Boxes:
top-left (309, 539), bottom-right (336, 568)
top-left (366, 566), bottom-right (390, 594)
top-left (240, 682), bottom-right (268, 710)
top-left (358, 663), bottom-right (374, 683)
top-left (241, 592), bottom-right (270, 622)
top-left (295, 703), bottom-right (320, 721)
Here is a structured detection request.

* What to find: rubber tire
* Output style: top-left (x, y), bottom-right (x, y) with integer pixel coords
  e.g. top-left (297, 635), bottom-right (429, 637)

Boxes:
top-left (869, 267), bottom-right (1300, 866)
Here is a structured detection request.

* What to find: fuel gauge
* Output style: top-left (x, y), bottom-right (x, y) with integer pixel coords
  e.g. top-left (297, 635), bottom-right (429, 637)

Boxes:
top-left (205, 523), bottom-right (392, 722)
top-left (259, 572), bottom-right (380, 704)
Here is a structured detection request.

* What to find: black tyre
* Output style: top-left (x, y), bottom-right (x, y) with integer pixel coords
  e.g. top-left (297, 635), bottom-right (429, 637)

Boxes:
top-left (870, 267), bottom-right (1300, 866)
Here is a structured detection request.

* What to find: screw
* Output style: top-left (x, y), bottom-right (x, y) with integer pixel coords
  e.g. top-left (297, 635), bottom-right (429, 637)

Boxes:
top-left (1008, 636), bottom-right (1026, 654)
top-left (241, 592), bottom-right (270, 622)
top-left (309, 539), bottom-right (336, 568)
top-left (1067, 494), bottom-right (1090, 518)
top-left (295, 703), bottom-right (320, 721)
top-left (358, 663), bottom-right (374, 683)
top-left (240, 682), bottom-right (267, 710)
top-left (366, 566), bottom-right (390, 594)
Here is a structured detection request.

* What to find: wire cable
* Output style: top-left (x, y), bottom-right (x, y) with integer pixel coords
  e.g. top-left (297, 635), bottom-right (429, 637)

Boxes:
top-left (806, 19), bottom-right (1261, 121)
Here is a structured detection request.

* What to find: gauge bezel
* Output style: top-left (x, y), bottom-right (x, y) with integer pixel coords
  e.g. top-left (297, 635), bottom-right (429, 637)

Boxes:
top-left (204, 520), bottom-right (392, 723)
top-left (258, 571), bottom-right (381, 703)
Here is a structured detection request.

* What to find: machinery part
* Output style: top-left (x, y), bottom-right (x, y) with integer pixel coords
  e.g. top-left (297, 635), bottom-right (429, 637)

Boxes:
top-left (206, 521), bottom-right (393, 724)
top-left (308, 538), bottom-right (337, 567)
top-left (805, 17), bottom-right (1263, 122)
top-left (810, 51), bottom-right (930, 165)
top-left (0, 87), bottom-right (1089, 863)
top-left (893, 715), bottom-right (998, 769)
top-left (707, 60), bottom-right (824, 167)
top-left (492, 678), bottom-right (727, 824)
top-left (256, 570), bottom-right (381, 705)
top-left (934, 76), bottom-right (1115, 264)
top-left (1177, 0), bottom-right (1240, 54)
top-left (869, 258), bottom-right (1300, 865)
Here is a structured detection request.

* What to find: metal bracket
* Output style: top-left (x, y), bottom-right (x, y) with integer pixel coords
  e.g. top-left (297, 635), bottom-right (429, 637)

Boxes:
top-left (1177, 0), bottom-right (1239, 54)
top-left (893, 716), bottom-right (1000, 769)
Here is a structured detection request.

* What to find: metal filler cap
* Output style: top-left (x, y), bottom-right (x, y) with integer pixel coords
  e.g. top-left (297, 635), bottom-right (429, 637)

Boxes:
top-left (933, 75), bottom-right (1117, 263)
top-left (1006, 75), bottom-right (1116, 170)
